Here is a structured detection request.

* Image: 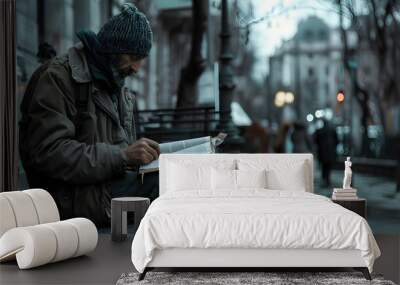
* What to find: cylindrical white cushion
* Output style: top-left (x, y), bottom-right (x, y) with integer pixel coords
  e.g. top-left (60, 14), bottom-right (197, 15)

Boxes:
top-left (0, 226), bottom-right (57, 269)
top-left (65, 218), bottom-right (98, 257)
top-left (0, 189), bottom-right (60, 238)
top-left (0, 196), bottom-right (17, 237)
top-left (0, 189), bottom-right (98, 269)
top-left (1, 191), bottom-right (39, 227)
top-left (24, 189), bottom-right (60, 223)
top-left (0, 219), bottom-right (98, 269)
top-left (42, 221), bottom-right (79, 262)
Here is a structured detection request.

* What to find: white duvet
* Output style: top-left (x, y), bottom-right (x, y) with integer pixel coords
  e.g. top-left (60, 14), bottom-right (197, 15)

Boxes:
top-left (131, 190), bottom-right (380, 273)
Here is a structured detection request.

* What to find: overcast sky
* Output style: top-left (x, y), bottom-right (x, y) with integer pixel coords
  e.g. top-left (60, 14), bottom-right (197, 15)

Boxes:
top-left (248, 0), bottom-right (341, 81)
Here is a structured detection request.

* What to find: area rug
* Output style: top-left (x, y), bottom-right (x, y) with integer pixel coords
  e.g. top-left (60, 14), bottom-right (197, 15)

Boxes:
top-left (116, 271), bottom-right (396, 285)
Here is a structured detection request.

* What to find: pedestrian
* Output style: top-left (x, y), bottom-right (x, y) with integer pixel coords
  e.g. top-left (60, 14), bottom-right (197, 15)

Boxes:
top-left (291, 121), bottom-right (312, 153)
top-left (314, 119), bottom-right (338, 187)
top-left (19, 3), bottom-right (158, 226)
top-left (274, 123), bottom-right (291, 153)
top-left (243, 122), bottom-right (270, 153)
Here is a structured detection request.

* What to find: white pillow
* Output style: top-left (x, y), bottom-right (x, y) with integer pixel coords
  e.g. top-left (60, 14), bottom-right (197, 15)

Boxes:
top-left (266, 164), bottom-right (306, 191)
top-left (237, 169), bottom-right (267, 189)
top-left (211, 168), bottom-right (267, 191)
top-left (168, 162), bottom-right (211, 191)
top-left (237, 159), bottom-right (308, 191)
top-left (211, 168), bottom-right (236, 190)
top-left (166, 159), bottom-right (236, 192)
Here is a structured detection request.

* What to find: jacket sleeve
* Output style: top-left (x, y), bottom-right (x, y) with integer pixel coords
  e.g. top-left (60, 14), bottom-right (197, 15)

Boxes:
top-left (26, 68), bottom-right (127, 184)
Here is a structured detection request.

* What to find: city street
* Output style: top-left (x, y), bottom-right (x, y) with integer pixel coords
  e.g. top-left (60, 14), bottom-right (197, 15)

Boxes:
top-left (315, 168), bottom-right (400, 234)
top-left (1, 0), bottom-right (400, 284)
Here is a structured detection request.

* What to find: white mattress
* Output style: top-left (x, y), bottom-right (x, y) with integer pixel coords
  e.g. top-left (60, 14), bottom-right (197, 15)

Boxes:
top-left (131, 190), bottom-right (380, 273)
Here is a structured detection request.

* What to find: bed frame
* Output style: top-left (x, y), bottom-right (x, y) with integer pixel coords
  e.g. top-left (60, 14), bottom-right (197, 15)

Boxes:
top-left (139, 248), bottom-right (370, 280)
top-left (138, 154), bottom-right (372, 281)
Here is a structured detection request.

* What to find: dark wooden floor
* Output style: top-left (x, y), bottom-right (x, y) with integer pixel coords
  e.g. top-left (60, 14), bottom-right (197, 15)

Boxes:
top-left (0, 234), bottom-right (399, 285)
top-left (0, 234), bottom-right (133, 285)
top-left (374, 234), bottom-right (400, 284)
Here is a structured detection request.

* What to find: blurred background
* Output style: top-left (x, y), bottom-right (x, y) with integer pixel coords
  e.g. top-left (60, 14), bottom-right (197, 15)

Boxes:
top-left (13, 0), bottom-right (400, 234)
top-left (0, 1), bottom-right (397, 282)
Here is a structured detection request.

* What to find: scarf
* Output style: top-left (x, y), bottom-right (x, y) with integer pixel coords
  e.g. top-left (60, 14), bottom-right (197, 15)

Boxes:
top-left (76, 30), bottom-right (122, 94)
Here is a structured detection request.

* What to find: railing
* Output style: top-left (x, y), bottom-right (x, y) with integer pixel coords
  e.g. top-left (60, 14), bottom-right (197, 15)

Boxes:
top-left (134, 106), bottom-right (230, 143)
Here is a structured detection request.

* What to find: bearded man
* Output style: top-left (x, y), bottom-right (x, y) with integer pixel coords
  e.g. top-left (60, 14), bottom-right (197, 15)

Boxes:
top-left (19, 3), bottom-right (159, 226)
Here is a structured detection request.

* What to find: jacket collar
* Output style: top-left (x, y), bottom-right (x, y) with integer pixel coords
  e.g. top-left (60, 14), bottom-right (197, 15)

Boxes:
top-left (68, 43), bottom-right (92, 83)
top-left (68, 43), bottom-right (127, 133)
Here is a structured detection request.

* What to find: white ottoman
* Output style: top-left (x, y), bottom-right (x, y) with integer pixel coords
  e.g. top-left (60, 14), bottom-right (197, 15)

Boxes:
top-left (0, 189), bottom-right (98, 269)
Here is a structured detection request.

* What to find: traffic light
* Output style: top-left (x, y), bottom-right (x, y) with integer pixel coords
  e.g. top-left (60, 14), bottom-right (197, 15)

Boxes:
top-left (336, 90), bottom-right (345, 103)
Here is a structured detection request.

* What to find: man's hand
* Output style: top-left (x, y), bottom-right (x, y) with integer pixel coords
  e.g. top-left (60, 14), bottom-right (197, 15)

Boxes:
top-left (122, 138), bottom-right (160, 166)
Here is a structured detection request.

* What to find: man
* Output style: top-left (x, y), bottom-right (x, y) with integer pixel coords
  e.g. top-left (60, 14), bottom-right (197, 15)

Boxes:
top-left (314, 119), bottom-right (338, 187)
top-left (19, 3), bottom-right (160, 226)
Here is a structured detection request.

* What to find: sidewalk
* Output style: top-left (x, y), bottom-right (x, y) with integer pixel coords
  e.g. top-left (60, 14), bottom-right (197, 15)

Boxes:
top-left (314, 167), bottom-right (400, 234)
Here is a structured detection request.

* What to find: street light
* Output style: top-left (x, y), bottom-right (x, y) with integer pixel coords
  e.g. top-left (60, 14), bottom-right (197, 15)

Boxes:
top-left (274, 91), bottom-right (286, 107)
top-left (315, 109), bottom-right (324, 118)
top-left (274, 91), bottom-right (295, 108)
top-left (336, 90), bottom-right (345, 103)
top-left (285, 92), bottom-right (294, 104)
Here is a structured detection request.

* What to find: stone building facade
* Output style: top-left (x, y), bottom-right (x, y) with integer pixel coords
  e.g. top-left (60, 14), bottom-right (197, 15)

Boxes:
top-left (267, 16), bottom-right (346, 124)
top-left (16, 0), bottom-right (227, 113)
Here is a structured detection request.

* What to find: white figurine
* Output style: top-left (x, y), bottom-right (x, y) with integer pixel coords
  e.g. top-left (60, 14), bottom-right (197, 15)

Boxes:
top-left (342, 157), bottom-right (352, 189)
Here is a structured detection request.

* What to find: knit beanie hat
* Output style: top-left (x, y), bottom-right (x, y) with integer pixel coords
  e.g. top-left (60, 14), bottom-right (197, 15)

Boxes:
top-left (97, 3), bottom-right (152, 59)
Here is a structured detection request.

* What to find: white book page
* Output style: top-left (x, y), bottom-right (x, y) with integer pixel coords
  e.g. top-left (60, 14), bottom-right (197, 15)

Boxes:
top-left (160, 136), bottom-right (210, 153)
top-left (140, 137), bottom-right (211, 172)
top-left (138, 133), bottom-right (226, 173)
top-left (174, 142), bottom-right (213, 154)
top-left (139, 159), bottom-right (159, 171)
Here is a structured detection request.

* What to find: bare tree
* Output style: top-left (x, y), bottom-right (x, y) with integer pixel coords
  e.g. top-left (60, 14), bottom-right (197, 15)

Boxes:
top-left (337, 0), bottom-right (371, 155)
top-left (234, 0), bottom-right (399, 155)
top-left (175, 0), bottom-right (208, 108)
top-left (336, 0), bottom-right (400, 154)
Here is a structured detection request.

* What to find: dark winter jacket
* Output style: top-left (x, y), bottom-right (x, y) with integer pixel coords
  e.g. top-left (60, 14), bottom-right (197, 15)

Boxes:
top-left (314, 123), bottom-right (338, 164)
top-left (19, 43), bottom-right (137, 226)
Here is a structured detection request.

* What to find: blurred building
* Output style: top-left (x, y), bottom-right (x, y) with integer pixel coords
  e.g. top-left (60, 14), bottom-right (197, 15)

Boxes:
top-left (267, 16), bottom-right (346, 124)
top-left (266, 15), bottom-right (400, 157)
top-left (16, 0), bottom-right (225, 115)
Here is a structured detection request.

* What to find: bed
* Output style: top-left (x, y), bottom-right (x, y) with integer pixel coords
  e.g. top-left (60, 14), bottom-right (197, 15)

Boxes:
top-left (131, 154), bottom-right (380, 280)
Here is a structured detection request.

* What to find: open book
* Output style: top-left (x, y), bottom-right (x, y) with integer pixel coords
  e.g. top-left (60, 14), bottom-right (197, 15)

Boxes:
top-left (138, 133), bottom-right (227, 174)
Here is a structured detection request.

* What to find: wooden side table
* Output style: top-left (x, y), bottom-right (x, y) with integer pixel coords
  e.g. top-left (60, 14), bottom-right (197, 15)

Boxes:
top-left (111, 197), bottom-right (150, 242)
top-left (332, 198), bottom-right (367, 218)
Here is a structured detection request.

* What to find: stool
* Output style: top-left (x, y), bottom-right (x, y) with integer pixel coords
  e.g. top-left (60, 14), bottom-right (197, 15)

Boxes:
top-left (111, 197), bottom-right (150, 242)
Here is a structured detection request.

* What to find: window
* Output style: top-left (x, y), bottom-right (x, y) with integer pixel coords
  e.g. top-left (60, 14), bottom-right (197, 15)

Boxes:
top-left (304, 30), bottom-right (313, 40)
top-left (308, 67), bottom-right (314, 77)
top-left (319, 29), bottom-right (327, 40)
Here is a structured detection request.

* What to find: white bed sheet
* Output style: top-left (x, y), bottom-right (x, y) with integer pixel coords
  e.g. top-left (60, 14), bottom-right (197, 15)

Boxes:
top-left (131, 190), bottom-right (380, 273)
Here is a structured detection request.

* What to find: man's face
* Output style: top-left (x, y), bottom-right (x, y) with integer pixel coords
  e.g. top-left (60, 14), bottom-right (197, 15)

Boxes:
top-left (114, 54), bottom-right (145, 78)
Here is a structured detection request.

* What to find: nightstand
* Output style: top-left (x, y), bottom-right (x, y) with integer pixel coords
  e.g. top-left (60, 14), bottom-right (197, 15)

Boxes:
top-left (332, 198), bottom-right (367, 218)
top-left (111, 197), bottom-right (150, 242)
